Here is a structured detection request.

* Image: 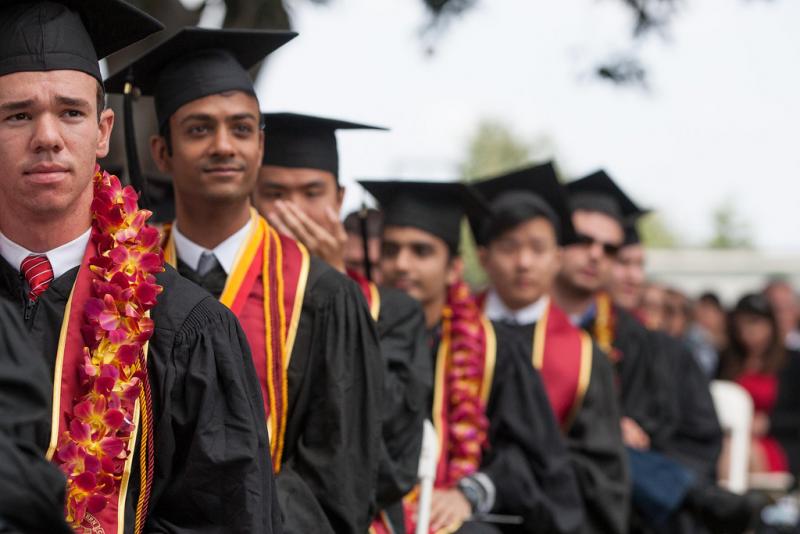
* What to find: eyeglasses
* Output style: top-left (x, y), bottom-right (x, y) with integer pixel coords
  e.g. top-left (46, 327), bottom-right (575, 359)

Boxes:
top-left (573, 233), bottom-right (622, 257)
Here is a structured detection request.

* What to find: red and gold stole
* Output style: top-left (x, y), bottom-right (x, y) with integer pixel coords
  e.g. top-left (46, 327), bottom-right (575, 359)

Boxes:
top-left (162, 208), bottom-right (309, 472)
top-left (475, 292), bottom-right (592, 431)
top-left (347, 269), bottom-right (381, 321)
top-left (49, 169), bottom-right (163, 534)
top-left (403, 280), bottom-right (496, 534)
top-left (593, 292), bottom-right (619, 361)
top-left (531, 301), bottom-right (593, 430)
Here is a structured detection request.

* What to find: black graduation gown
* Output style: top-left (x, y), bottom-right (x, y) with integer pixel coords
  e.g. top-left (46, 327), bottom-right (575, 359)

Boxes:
top-left (374, 287), bottom-right (430, 533)
top-left (177, 257), bottom-right (384, 534)
top-left (586, 307), bottom-right (663, 437)
top-left (648, 332), bottom-right (722, 483)
top-left (0, 259), bottom-right (281, 534)
top-left (429, 321), bottom-right (585, 534)
top-left (507, 321), bottom-right (630, 534)
top-left (0, 299), bottom-right (71, 534)
top-left (768, 350), bottom-right (800, 477)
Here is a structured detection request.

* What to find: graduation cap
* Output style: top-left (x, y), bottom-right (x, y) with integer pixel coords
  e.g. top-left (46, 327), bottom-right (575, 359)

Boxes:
top-left (469, 162), bottom-right (577, 247)
top-left (104, 27), bottom-right (296, 208)
top-left (262, 113), bottom-right (387, 182)
top-left (0, 0), bottom-right (163, 82)
top-left (565, 170), bottom-right (648, 220)
top-left (359, 180), bottom-right (490, 255)
top-left (565, 170), bottom-right (650, 245)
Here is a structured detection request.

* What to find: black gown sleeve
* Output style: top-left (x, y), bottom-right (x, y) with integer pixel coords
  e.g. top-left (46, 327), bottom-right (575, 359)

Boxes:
top-left (146, 296), bottom-right (280, 534)
top-left (770, 350), bottom-right (800, 477)
top-left (276, 268), bottom-right (383, 534)
top-left (375, 287), bottom-right (430, 507)
top-left (567, 345), bottom-right (631, 534)
top-left (0, 302), bottom-right (71, 534)
top-left (659, 335), bottom-right (722, 483)
top-left (614, 311), bottom-right (663, 438)
top-left (478, 322), bottom-right (585, 534)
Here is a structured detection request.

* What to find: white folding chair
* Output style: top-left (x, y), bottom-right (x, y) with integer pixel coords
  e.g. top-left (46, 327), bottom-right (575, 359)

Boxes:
top-left (710, 380), bottom-right (753, 494)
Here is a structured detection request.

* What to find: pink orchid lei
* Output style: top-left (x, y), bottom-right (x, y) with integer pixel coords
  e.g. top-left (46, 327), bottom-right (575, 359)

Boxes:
top-left (53, 166), bottom-right (163, 528)
top-left (441, 279), bottom-right (489, 486)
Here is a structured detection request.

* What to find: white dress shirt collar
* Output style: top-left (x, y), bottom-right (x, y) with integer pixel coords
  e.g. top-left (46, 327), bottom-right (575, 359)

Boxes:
top-left (171, 219), bottom-right (253, 275)
top-left (0, 228), bottom-right (91, 280)
top-left (483, 289), bottom-right (549, 326)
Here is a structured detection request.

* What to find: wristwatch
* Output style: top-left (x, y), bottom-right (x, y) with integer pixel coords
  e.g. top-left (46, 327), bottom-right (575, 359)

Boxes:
top-left (457, 477), bottom-right (482, 513)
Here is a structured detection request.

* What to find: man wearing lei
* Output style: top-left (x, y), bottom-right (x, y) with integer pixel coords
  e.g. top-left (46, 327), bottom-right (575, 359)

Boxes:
top-left (361, 180), bottom-right (584, 534)
top-left (105, 28), bottom-right (384, 534)
top-left (466, 163), bottom-right (630, 534)
top-left (0, 2), bottom-right (280, 533)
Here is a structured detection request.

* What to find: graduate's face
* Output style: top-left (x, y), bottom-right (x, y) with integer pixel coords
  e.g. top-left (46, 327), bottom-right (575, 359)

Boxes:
top-left (559, 210), bottom-right (624, 295)
top-left (253, 165), bottom-right (344, 227)
top-left (151, 91), bottom-right (263, 206)
top-left (610, 243), bottom-right (646, 311)
top-left (479, 217), bottom-right (562, 310)
top-left (343, 233), bottom-right (383, 284)
top-left (380, 226), bottom-right (460, 312)
top-left (0, 70), bottom-right (113, 221)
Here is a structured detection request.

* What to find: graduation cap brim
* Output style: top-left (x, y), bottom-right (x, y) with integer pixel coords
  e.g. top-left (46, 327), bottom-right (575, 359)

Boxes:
top-left (0, 0), bottom-right (163, 80)
top-left (262, 112), bottom-right (387, 178)
top-left (104, 27), bottom-right (297, 96)
top-left (359, 180), bottom-right (490, 253)
top-left (263, 113), bottom-right (387, 133)
top-left (566, 170), bottom-right (648, 220)
top-left (470, 162), bottom-right (577, 246)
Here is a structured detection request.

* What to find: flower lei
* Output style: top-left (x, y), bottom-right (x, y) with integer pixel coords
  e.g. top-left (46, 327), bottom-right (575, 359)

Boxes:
top-left (440, 279), bottom-right (489, 486)
top-left (53, 167), bottom-right (163, 528)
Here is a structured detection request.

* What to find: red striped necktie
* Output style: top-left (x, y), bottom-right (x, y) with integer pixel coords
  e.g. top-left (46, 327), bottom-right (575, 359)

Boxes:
top-left (21, 254), bottom-right (54, 301)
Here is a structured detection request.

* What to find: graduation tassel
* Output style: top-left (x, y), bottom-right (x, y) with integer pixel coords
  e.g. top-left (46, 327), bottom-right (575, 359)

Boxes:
top-left (123, 70), bottom-right (149, 209)
top-left (359, 203), bottom-right (373, 282)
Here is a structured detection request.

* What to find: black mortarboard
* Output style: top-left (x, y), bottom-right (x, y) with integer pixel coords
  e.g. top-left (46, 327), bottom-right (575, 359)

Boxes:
top-left (104, 27), bottom-right (295, 208)
top-left (359, 180), bottom-right (490, 255)
top-left (565, 170), bottom-right (647, 223)
top-left (469, 162), bottom-right (577, 247)
top-left (262, 113), bottom-right (386, 181)
top-left (0, 0), bottom-right (163, 82)
top-left (106, 27), bottom-right (296, 129)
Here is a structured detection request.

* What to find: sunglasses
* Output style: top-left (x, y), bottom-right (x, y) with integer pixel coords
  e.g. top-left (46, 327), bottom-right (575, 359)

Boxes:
top-left (574, 232), bottom-right (622, 257)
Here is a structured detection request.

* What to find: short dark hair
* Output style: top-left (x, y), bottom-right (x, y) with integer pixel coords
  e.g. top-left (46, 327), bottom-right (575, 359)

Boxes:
top-left (482, 192), bottom-right (560, 246)
top-left (343, 208), bottom-right (383, 238)
top-left (96, 81), bottom-right (105, 121)
top-left (160, 122), bottom-right (174, 156)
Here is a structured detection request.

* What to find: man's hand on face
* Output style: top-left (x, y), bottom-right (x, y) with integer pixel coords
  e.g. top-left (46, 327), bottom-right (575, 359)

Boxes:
top-left (267, 200), bottom-right (347, 273)
top-left (428, 488), bottom-right (473, 532)
top-left (620, 416), bottom-right (651, 450)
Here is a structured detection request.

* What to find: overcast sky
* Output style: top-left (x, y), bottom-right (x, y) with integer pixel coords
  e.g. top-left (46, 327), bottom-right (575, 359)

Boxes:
top-left (247, 0), bottom-right (800, 251)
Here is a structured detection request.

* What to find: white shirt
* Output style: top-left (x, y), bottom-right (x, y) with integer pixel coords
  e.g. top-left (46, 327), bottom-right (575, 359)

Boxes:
top-left (171, 219), bottom-right (252, 275)
top-left (483, 289), bottom-right (549, 326)
top-left (0, 228), bottom-right (91, 279)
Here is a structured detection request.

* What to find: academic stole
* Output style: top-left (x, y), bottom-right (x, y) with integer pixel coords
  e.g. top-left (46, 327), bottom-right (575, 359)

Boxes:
top-left (47, 243), bottom-right (151, 534)
top-left (163, 209), bottom-right (309, 471)
top-left (347, 269), bottom-right (381, 321)
top-left (531, 301), bottom-right (594, 431)
top-left (593, 292), bottom-right (621, 362)
top-left (400, 309), bottom-right (496, 534)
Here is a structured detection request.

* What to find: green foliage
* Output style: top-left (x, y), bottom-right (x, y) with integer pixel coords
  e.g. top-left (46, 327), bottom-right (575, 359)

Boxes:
top-left (638, 213), bottom-right (680, 248)
top-left (708, 199), bottom-right (753, 249)
top-left (459, 119), bottom-right (533, 183)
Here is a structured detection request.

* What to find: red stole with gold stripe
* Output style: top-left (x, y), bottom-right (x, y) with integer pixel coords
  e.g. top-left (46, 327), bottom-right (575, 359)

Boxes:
top-left (475, 292), bottom-right (592, 430)
top-left (162, 209), bottom-right (309, 472)
top-left (532, 302), bottom-right (593, 430)
top-left (347, 269), bottom-right (381, 321)
top-left (48, 242), bottom-right (150, 534)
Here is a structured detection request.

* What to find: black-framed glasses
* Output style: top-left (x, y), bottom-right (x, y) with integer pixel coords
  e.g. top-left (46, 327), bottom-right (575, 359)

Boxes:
top-left (573, 233), bottom-right (622, 257)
